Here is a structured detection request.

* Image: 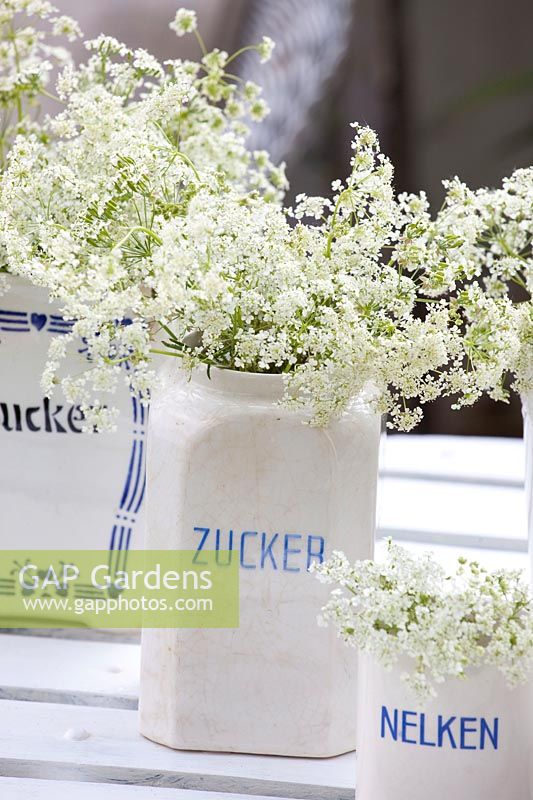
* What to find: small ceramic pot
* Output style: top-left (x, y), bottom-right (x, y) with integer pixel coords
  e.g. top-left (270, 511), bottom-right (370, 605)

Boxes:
top-left (356, 654), bottom-right (533, 800)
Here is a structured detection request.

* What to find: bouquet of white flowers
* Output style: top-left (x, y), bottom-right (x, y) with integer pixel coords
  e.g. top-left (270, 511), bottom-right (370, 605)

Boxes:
top-left (1, 8), bottom-right (286, 429)
top-left (392, 172), bottom-right (533, 407)
top-left (0, 0), bottom-right (81, 167)
top-left (2, 109), bottom-right (460, 429)
top-left (0, 0), bottom-right (81, 287)
top-left (314, 541), bottom-right (533, 702)
top-left (3, 7), bottom-right (530, 433)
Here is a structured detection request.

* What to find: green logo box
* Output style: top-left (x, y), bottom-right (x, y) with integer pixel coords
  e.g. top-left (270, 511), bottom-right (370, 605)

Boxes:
top-left (0, 550), bottom-right (239, 629)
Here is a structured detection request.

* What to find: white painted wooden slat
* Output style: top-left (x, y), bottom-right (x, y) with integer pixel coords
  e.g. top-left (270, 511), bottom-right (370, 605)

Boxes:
top-left (1, 533), bottom-right (528, 717)
top-left (0, 777), bottom-right (296, 800)
top-left (0, 627), bottom-right (140, 643)
top-left (0, 701), bottom-right (355, 800)
top-left (0, 435), bottom-right (525, 800)
top-left (0, 635), bottom-right (139, 708)
top-left (381, 435), bottom-right (525, 486)
top-left (378, 476), bottom-right (527, 549)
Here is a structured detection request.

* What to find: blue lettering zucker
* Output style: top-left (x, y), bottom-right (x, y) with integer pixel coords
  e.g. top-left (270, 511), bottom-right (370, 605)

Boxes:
top-left (193, 526), bottom-right (325, 572)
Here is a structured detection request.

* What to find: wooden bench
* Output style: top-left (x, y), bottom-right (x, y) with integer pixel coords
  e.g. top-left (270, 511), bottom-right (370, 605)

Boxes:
top-left (0, 434), bottom-right (526, 799)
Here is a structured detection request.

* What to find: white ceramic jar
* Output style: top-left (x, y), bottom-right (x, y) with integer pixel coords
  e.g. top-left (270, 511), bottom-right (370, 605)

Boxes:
top-left (0, 276), bottom-right (146, 553)
top-left (355, 655), bottom-right (533, 800)
top-left (140, 365), bottom-right (381, 757)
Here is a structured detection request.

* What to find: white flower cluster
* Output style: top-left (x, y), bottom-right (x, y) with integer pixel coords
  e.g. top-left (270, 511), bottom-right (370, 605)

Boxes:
top-left (0, 10), bottom-right (287, 429)
top-left (1, 7), bottom-right (531, 430)
top-left (2, 115), bottom-right (457, 430)
top-left (169, 9), bottom-right (198, 37)
top-left (393, 172), bottom-right (533, 406)
top-left (313, 542), bottom-right (533, 702)
top-left (0, 0), bottom-right (81, 274)
top-left (0, 0), bottom-right (81, 169)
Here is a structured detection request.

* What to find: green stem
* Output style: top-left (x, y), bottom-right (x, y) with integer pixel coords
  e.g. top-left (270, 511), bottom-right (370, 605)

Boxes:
top-left (416, 297), bottom-right (444, 304)
top-left (325, 188), bottom-right (351, 257)
top-left (9, 23), bottom-right (23, 122)
top-left (41, 89), bottom-right (66, 106)
top-left (152, 122), bottom-right (201, 181)
top-left (115, 226), bottom-right (163, 250)
top-left (223, 72), bottom-right (244, 84)
top-left (103, 355), bottom-right (131, 366)
top-left (225, 44), bottom-right (261, 66)
top-left (194, 29), bottom-right (208, 56)
top-left (150, 348), bottom-right (186, 358)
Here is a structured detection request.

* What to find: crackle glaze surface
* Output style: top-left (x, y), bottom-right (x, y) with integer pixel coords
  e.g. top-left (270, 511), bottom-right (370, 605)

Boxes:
top-left (140, 366), bottom-right (381, 757)
top-left (356, 655), bottom-right (533, 800)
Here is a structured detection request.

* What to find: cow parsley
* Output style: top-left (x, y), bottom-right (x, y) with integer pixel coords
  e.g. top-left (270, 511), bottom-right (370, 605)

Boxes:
top-left (2, 116), bottom-right (458, 430)
top-left (7, 11), bottom-right (527, 432)
top-left (169, 9), bottom-right (197, 37)
top-left (0, 0), bottom-right (81, 273)
top-left (314, 542), bottom-right (533, 702)
top-left (0, 0), bottom-right (80, 159)
top-left (1, 8), bottom-right (531, 431)
top-left (1, 10), bottom-right (287, 428)
top-left (393, 172), bottom-right (533, 407)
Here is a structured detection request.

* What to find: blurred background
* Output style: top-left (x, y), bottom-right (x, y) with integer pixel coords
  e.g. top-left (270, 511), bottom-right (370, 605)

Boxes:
top-left (53, 0), bottom-right (533, 437)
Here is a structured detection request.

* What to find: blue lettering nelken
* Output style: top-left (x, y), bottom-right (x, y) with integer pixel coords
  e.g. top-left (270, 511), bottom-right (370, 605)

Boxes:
top-left (192, 527), bottom-right (326, 572)
top-left (380, 706), bottom-right (499, 751)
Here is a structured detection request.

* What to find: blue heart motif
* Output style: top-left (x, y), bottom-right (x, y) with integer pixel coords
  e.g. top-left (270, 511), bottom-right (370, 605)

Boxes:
top-left (31, 313), bottom-right (47, 332)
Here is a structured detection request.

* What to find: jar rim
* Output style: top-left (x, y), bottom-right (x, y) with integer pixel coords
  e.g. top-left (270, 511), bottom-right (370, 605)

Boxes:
top-left (189, 365), bottom-right (286, 400)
